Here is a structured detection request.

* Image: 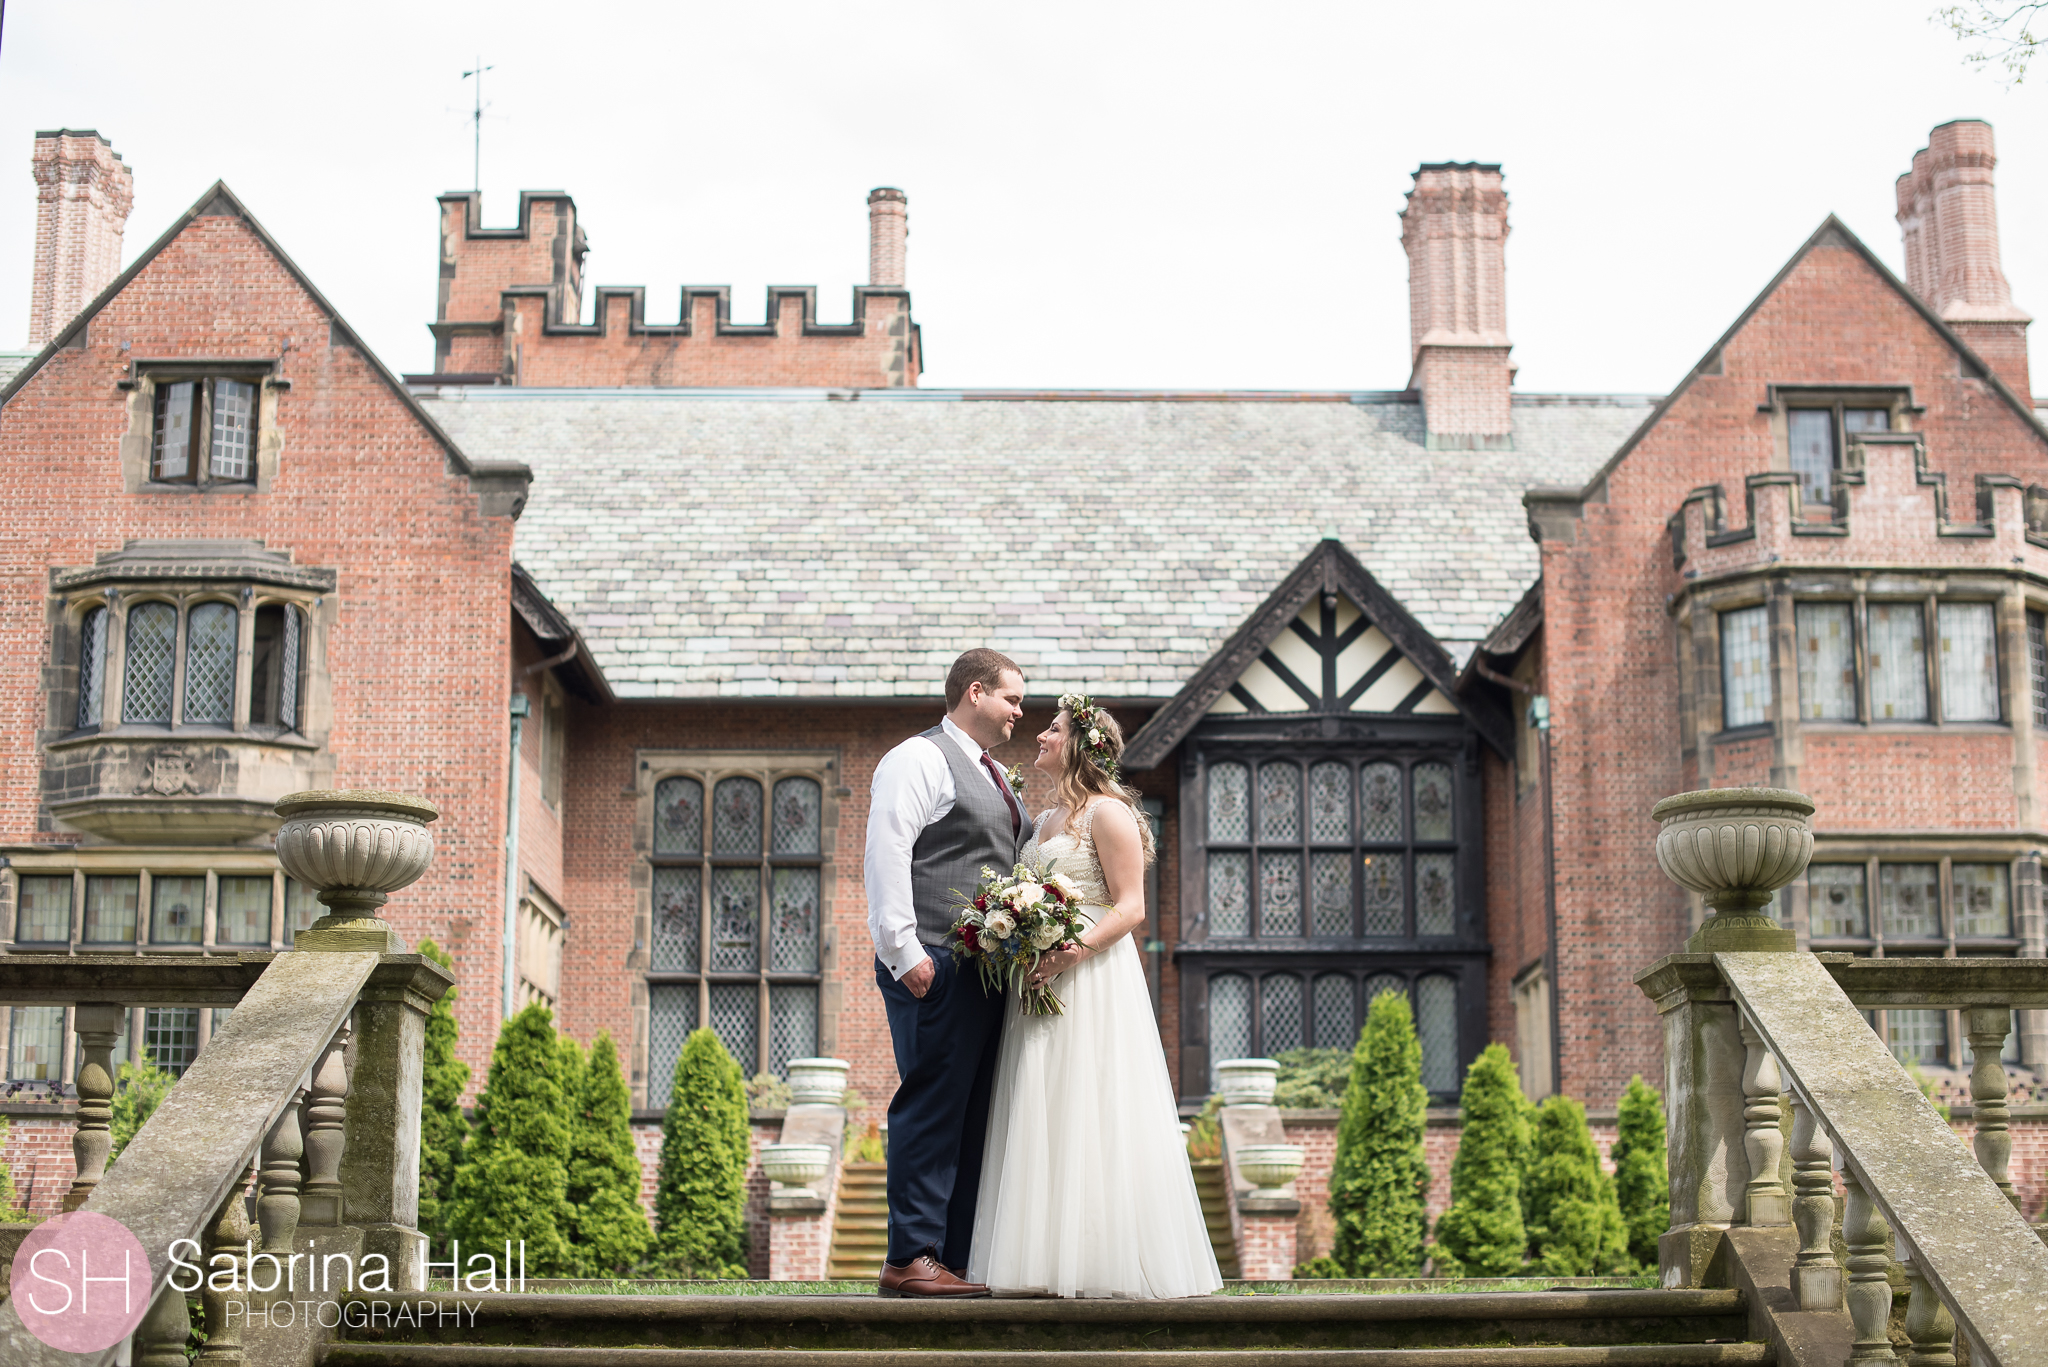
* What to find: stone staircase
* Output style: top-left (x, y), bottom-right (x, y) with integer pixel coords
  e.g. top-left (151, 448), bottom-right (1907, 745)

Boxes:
top-left (318, 1287), bottom-right (1768, 1365)
top-left (827, 1159), bottom-right (890, 1282)
top-left (1188, 1159), bottom-right (1241, 1279)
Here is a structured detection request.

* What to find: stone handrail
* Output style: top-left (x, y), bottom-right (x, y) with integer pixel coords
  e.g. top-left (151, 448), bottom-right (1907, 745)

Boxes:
top-left (1720, 952), bottom-right (2048, 1365)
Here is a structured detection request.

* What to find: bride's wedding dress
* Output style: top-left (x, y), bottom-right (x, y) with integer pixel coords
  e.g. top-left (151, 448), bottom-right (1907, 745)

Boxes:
top-left (967, 801), bottom-right (1224, 1298)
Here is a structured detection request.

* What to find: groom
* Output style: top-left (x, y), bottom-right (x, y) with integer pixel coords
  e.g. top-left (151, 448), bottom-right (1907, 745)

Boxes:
top-left (864, 648), bottom-right (1027, 1297)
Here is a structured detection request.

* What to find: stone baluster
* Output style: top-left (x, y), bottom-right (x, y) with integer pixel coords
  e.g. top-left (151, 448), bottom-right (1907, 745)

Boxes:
top-left (1788, 1093), bottom-right (1842, 1309)
top-left (1964, 1005), bottom-right (2018, 1211)
top-left (1842, 1164), bottom-right (1899, 1364)
top-left (1897, 1233), bottom-right (1957, 1367)
top-left (258, 1087), bottom-right (307, 1254)
top-left (1739, 1014), bottom-right (1788, 1225)
top-left (299, 1016), bottom-right (352, 1226)
top-left (134, 1282), bottom-right (193, 1367)
top-left (196, 1163), bottom-right (255, 1366)
top-left (64, 1003), bottom-right (125, 1211)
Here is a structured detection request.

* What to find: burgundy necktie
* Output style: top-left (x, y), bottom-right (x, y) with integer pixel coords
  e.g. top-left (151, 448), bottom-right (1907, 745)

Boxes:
top-left (981, 752), bottom-right (1022, 835)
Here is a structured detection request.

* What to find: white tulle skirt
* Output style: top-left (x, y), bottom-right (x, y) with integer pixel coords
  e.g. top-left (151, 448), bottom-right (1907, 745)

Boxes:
top-left (967, 927), bottom-right (1224, 1299)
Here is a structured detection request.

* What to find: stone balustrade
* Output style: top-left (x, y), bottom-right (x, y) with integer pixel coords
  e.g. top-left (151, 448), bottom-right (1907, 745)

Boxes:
top-left (0, 790), bottom-right (450, 1367)
top-left (1640, 786), bottom-right (2048, 1367)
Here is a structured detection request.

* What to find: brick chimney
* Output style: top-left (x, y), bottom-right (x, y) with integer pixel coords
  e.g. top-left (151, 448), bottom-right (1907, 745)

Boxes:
top-left (1896, 119), bottom-right (2031, 395)
top-left (26, 130), bottom-right (134, 349)
top-left (868, 187), bottom-right (908, 288)
top-left (1400, 163), bottom-right (1513, 450)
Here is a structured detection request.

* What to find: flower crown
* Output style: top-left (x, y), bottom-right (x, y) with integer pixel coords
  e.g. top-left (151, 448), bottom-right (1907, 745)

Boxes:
top-left (1058, 691), bottom-right (1121, 780)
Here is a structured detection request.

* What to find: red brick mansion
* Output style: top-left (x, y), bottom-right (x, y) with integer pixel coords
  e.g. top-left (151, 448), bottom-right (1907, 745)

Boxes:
top-left (1, 119), bottom-right (2043, 1221)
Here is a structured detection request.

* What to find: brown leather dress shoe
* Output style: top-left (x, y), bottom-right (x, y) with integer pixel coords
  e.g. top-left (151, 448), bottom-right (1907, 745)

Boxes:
top-left (878, 1255), bottom-right (990, 1298)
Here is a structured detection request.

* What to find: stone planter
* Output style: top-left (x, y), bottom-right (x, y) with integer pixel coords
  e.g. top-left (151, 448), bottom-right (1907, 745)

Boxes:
top-left (1233, 1143), bottom-right (1304, 1197)
top-left (760, 1142), bottom-right (834, 1199)
top-left (784, 1057), bottom-right (850, 1106)
top-left (273, 790), bottom-right (439, 952)
top-left (1652, 787), bottom-right (1813, 952)
top-left (1215, 1057), bottom-right (1280, 1106)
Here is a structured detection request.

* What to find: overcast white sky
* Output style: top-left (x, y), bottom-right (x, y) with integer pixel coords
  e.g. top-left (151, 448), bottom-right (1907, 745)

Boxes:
top-left (1, 1), bottom-right (2043, 393)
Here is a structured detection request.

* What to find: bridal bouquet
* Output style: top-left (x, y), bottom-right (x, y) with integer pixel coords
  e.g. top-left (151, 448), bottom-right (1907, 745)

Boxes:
top-left (949, 860), bottom-right (1093, 1015)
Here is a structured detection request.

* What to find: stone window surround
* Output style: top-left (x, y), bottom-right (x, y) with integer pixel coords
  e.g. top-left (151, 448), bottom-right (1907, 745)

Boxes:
top-left (627, 747), bottom-right (843, 1108)
top-left (1683, 570), bottom-right (2029, 744)
top-left (0, 858), bottom-right (316, 956)
top-left (117, 358), bottom-right (288, 495)
top-left (49, 584), bottom-right (326, 745)
top-left (1787, 840), bottom-right (2046, 1070)
top-left (1762, 383), bottom-right (1916, 515)
top-left (517, 876), bottom-right (564, 1010)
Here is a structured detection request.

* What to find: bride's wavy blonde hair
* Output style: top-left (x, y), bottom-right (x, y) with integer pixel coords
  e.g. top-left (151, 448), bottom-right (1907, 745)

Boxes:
top-left (1051, 702), bottom-right (1156, 865)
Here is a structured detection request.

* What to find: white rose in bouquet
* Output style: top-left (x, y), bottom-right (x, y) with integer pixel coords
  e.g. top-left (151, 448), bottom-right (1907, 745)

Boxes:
top-left (1010, 881), bottom-right (1045, 907)
top-left (983, 910), bottom-right (1017, 939)
top-left (1030, 923), bottom-right (1064, 951)
top-left (1046, 872), bottom-right (1081, 901)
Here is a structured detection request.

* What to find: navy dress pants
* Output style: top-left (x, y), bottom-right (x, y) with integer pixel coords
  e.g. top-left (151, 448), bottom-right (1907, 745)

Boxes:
top-left (875, 949), bottom-right (1007, 1267)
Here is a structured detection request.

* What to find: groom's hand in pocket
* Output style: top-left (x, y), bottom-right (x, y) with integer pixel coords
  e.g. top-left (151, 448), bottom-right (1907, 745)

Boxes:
top-left (902, 954), bottom-right (937, 999)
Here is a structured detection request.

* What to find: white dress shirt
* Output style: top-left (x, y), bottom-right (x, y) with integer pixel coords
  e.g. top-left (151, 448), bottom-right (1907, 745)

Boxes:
top-left (865, 715), bottom-right (1012, 980)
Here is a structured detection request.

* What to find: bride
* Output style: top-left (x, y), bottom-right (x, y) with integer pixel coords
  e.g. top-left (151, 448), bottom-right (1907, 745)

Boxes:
top-left (967, 693), bottom-right (1223, 1299)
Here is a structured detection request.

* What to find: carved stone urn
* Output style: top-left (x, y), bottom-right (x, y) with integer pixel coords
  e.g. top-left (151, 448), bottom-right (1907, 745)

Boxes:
top-left (273, 790), bottom-right (439, 952)
top-left (1233, 1143), bottom-right (1305, 1198)
top-left (784, 1058), bottom-right (851, 1107)
top-left (759, 1142), bottom-right (834, 1200)
top-left (1215, 1058), bottom-right (1280, 1107)
top-left (1651, 787), bottom-right (1814, 952)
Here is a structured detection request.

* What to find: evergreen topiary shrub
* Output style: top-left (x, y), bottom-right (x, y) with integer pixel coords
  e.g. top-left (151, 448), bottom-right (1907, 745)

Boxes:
top-left (566, 1031), bottom-right (653, 1276)
top-left (648, 1028), bottom-right (750, 1278)
top-left (1610, 1076), bottom-right (1669, 1268)
top-left (444, 1003), bottom-right (577, 1275)
top-left (1522, 1094), bottom-right (1634, 1275)
top-left (1271, 1046), bottom-right (1351, 1109)
top-left (1291, 1255), bottom-right (1345, 1279)
top-left (1326, 989), bottom-right (1432, 1277)
top-left (414, 938), bottom-right (469, 1250)
top-left (1430, 1043), bottom-right (1529, 1277)
top-left (109, 1047), bottom-right (176, 1163)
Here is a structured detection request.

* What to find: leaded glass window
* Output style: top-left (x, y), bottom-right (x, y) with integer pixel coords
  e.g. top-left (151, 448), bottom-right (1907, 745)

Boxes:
top-left (1416, 854), bottom-right (1455, 936)
top-left (645, 984), bottom-right (697, 1108)
top-left (1868, 603), bottom-right (1929, 721)
top-left (183, 602), bottom-right (237, 724)
top-left (1938, 602), bottom-right (1999, 722)
top-left (1208, 852), bottom-right (1250, 937)
top-left (145, 1006), bottom-right (200, 1076)
top-left (1796, 603), bottom-right (1857, 721)
top-left (150, 376), bottom-right (260, 486)
top-left (1257, 763), bottom-right (1300, 842)
top-left (2030, 610), bottom-right (2048, 728)
top-left (151, 876), bottom-right (204, 945)
top-left (1259, 852), bottom-right (1303, 937)
top-left (1416, 975), bottom-right (1459, 1093)
top-left (1360, 763), bottom-right (1401, 840)
top-left (1309, 852), bottom-right (1351, 937)
top-left (1208, 763), bottom-right (1249, 841)
top-left (1880, 863), bottom-right (1941, 939)
top-left (1788, 409), bottom-right (1835, 505)
top-left (283, 878), bottom-right (321, 945)
top-left (1207, 973), bottom-right (1252, 1087)
top-left (1888, 1009), bottom-right (1947, 1067)
top-left (251, 604), bottom-right (303, 731)
top-left (643, 759), bottom-right (832, 1084)
top-left (1807, 865), bottom-right (1868, 938)
top-left (124, 602), bottom-right (177, 724)
top-left (1362, 855), bottom-right (1403, 936)
top-left (1313, 973), bottom-right (1355, 1050)
top-left (1953, 863), bottom-right (2011, 937)
top-left (15, 875), bottom-right (72, 944)
top-left (1720, 606), bottom-right (1771, 728)
top-left (7, 1006), bottom-right (65, 1082)
top-left (1413, 764), bottom-right (1453, 841)
top-left (216, 876), bottom-right (271, 945)
top-left (210, 380), bottom-right (255, 480)
top-left (76, 606), bottom-right (107, 728)
top-left (1262, 974), bottom-right (1304, 1054)
top-left (83, 875), bottom-right (138, 943)
top-left (1365, 973), bottom-right (1407, 1007)
top-left (1309, 763), bottom-right (1350, 843)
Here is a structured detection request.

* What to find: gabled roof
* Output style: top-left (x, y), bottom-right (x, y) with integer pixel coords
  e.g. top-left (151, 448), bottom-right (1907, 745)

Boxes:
top-left (0, 181), bottom-right (529, 500)
top-left (421, 387), bottom-right (1652, 700)
top-left (512, 564), bottom-right (615, 704)
top-left (1540, 215), bottom-right (2048, 512)
top-left (1122, 538), bottom-right (1513, 767)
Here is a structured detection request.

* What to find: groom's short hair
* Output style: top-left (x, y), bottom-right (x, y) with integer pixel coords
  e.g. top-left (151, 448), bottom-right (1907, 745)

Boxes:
top-left (945, 648), bottom-right (1021, 710)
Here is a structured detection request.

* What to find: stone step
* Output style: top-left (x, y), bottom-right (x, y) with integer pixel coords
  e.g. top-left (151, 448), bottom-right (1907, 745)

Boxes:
top-left (326, 1346), bottom-right (1772, 1367)
top-left (321, 1289), bottom-right (1755, 1356)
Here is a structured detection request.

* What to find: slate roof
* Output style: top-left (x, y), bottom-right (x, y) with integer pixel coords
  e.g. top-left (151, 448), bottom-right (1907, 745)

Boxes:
top-left (0, 353), bottom-right (32, 389)
top-left (417, 388), bottom-right (1655, 700)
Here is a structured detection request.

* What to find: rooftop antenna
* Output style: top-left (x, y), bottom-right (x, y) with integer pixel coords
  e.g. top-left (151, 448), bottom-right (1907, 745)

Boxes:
top-left (462, 57), bottom-right (494, 193)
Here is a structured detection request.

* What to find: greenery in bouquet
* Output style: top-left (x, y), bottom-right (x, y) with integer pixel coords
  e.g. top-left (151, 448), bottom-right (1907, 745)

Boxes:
top-left (949, 859), bottom-right (1095, 1015)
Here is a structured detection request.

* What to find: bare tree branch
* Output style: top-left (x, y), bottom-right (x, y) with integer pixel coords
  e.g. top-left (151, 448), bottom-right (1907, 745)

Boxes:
top-left (1938, 1), bottom-right (2048, 83)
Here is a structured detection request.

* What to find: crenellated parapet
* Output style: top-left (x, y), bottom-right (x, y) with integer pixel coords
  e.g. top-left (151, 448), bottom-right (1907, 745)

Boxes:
top-left (427, 187), bottom-right (919, 389)
top-left (1667, 431), bottom-right (2048, 580)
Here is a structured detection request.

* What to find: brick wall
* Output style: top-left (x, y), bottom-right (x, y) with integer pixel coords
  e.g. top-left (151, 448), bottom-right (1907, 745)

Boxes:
top-left (0, 1106), bottom-right (76, 1218)
top-left (0, 205), bottom-right (521, 1089)
top-left (27, 131), bottom-right (133, 350)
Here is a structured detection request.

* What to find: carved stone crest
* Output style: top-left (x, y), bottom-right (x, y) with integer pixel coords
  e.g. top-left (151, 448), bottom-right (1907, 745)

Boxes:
top-left (135, 746), bottom-right (201, 797)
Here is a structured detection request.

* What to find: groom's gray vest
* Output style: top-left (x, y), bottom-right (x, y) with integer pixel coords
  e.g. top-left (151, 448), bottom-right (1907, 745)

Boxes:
top-left (909, 724), bottom-right (1022, 945)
